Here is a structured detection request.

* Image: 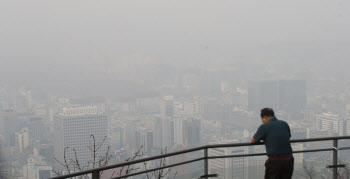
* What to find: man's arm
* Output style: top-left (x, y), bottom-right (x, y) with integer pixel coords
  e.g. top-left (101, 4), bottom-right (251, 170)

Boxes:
top-left (252, 125), bottom-right (265, 143)
top-left (288, 123), bottom-right (291, 138)
top-left (284, 121), bottom-right (292, 138)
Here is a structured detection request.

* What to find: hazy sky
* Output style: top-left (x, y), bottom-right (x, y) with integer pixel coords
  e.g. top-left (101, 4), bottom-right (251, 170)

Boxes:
top-left (1, 0), bottom-right (350, 88)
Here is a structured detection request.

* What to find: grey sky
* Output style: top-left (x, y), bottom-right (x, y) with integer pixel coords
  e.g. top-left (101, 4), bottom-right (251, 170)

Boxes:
top-left (1, 0), bottom-right (350, 88)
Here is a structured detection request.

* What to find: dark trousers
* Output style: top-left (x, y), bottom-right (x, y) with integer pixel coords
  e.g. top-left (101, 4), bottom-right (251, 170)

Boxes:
top-left (265, 154), bottom-right (294, 179)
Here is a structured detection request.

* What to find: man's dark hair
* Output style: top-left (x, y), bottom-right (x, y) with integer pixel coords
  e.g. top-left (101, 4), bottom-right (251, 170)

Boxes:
top-left (260, 108), bottom-right (275, 118)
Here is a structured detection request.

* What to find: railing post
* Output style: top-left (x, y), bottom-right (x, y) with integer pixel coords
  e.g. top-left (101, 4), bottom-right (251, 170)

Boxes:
top-left (92, 171), bottom-right (100, 179)
top-left (204, 148), bottom-right (208, 179)
top-left (333, 139), bottom-right (338, 179)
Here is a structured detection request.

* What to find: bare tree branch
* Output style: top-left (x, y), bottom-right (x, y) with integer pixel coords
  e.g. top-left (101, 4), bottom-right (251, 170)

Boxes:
top-left (53, 135), bottom-right (110, 179)
top-left (53, 138), bottom-right (175, 179)
top-left (303, 160), bottom-right (315, 179)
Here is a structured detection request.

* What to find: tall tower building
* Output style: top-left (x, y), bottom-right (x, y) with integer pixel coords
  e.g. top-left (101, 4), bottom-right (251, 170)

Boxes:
top-left (173, 116), bottom-right (184, 145)
top-left (15, 128), bottom-right (29, 153)
top-left (157, 96), bottom-right (175, 148)
top-left (161, 117), bottom-right (173, 147)
top-left (277, 80), bottom-right (306, 118)
top-left (248, 81), bottom-right (278, 111)
top-left (153, 117), bottom-right (163, 148)
top-left (183, 117), bottom-right (201, 146)
top-left (135, 128), bottom-right (153, 156)
top-left (346, 118), bottom-right (350, 135)
top-left (28, 117), bottom-right (48, 146)
top-left (173, 116), bottom-right (201, 146)
top-left (248, 80), bottom-right (306, 118)
top-left (152, 117), bottom-right (173, 148)
top-left (54, 106), bottom-right (108, 171)
top-left (160, 96), bottom-right (174, 118)
top-left (0, 110), bottom-right (20, 147)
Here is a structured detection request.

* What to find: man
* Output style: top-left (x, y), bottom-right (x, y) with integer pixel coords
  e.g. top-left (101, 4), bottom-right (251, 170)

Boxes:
top-left (252, 108), bottom-right (294, 179)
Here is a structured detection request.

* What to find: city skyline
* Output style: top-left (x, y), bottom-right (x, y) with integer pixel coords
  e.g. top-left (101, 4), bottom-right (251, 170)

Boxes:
top-left (1, 0), bottom-right (350, 178)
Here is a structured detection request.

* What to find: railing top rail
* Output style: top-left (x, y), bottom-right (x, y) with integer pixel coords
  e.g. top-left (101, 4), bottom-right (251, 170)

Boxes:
top-left (206, 135), bottom-right (350, 149)
top-left (49, 135), bottom-right (350, 179)
top-left (49, 145), bottom-right (208, 179)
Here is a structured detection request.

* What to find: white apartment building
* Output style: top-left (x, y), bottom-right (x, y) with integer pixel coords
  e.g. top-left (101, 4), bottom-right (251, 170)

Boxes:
top-left (316, 113), bottom-right (344, 136)
top-left (209, 140), bottom-right (248, 179)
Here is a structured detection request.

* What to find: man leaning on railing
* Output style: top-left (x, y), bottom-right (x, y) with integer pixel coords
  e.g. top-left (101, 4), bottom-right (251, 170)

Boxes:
top-left (252, 108), bottom-right (294, 179)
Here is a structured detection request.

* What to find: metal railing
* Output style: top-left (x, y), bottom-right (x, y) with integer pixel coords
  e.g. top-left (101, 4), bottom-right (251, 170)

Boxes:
top-left (49, 136), bottom-right (350, 179)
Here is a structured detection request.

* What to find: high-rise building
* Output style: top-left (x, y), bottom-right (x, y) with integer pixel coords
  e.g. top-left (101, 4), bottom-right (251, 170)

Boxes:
top-left (54, 106), bottom-right (108, 171)
top-left (152, 116), bottom-right (173, 148)
top-left (158, 96), bottom-right (175, 148)
top-left (160, 96), bottom-right (174, 118)
top-left (277, 80), bottom-right (306, 118)
top-left (153, 117), bottom-right (162, 148)
top-left (146, 131), bottom-right (153, 156)
top-left (136, 97), bottom-right (160, 115)
top-left (248, 81), bottom-right (278, 111)
top-left (161, 117), bottom-right (172, 147)
top-left (0, 110), bottom-right (20, 147)
top-left (0, 87), bottom-right (9, 110)
top-left (173, 116), bottom-right (184, 145)
top-left (306, 128), bottom-right (332, 153)
top-left (291, 128), bottom-right (307, 140)
top-left (248, 80), bottom-right (306, 117)
top-left (135, 128), bottom-right (153, 156)
top-left (15, 128), bottom-right (29, 153)
top-left (28, 117), bottom-right (48, 146)
top-left (182, 100), bottom-right (201, 116)
top-left (172, 116), bottom-right (201, 146)
top-left (316, 113), bottom-right (344, 136)
top-left (183, 117), bottom-right (201, 146)
top-left (209, 140), bottom-right (248, 179)
top-left (346, 119), bottom-right (350, 135)
top-left (111, 127), bottom-right (124, 150)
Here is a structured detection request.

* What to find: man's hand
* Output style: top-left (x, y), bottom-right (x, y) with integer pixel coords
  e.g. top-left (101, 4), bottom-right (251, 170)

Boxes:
top-left (251, 138), bottom-right (257, 143)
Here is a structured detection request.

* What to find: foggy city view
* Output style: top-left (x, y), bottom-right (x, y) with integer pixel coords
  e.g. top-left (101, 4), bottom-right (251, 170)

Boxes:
top-left (1, 0), bottom-right (350, 179)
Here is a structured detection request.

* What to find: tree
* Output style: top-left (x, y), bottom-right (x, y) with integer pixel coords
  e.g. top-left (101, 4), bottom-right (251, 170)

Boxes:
top-left (53, 135), bottom-right (112, 178)
top-left (302, 160), bottom-right (316, 179)
top-left (142, 147), bottom-right (177, 179)
top-left (337, 160), bottom-right (349, 179)
top-left (320, 159), bottom-right (349, 179)
top-left (53, 135), bottom-right (177, 179)
top-left (109, 147), bottom-right (177, 179)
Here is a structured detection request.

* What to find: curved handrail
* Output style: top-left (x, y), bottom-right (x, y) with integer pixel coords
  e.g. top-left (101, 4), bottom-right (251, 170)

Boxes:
top-left (49, 135), bottom-right (350, 179)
